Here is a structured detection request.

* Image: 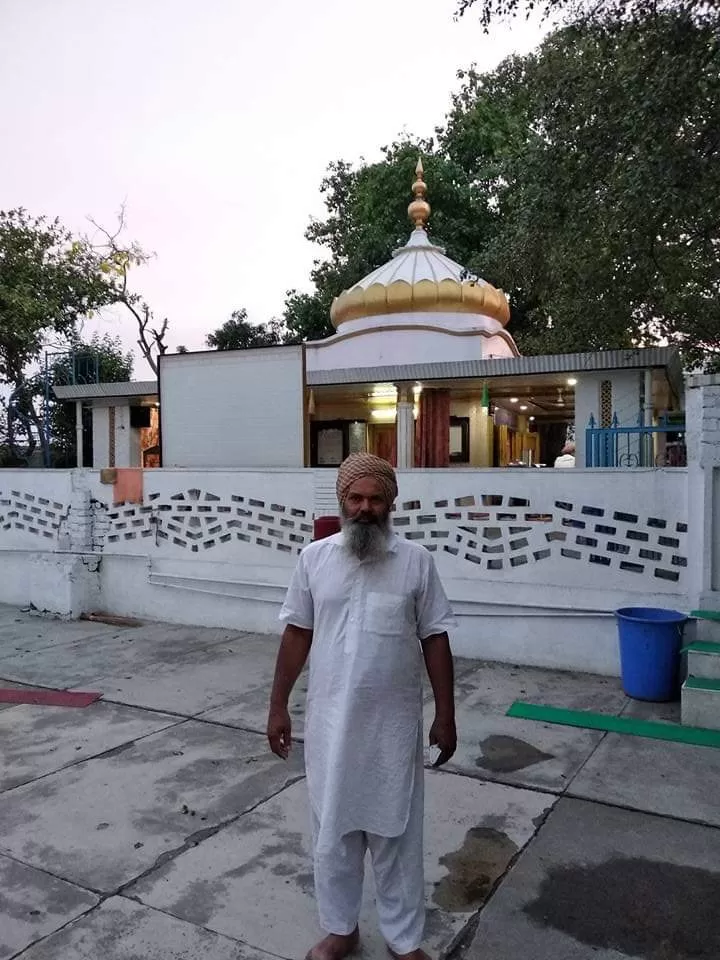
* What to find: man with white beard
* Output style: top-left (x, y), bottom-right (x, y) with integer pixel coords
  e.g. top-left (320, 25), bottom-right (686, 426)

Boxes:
top-left (267, 453), bottom-right (456, 960)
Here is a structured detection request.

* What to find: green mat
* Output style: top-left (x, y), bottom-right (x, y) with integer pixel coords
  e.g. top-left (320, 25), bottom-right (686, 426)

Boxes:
top-left (685, 676), bottom-right (720, 693)
top-left (681, 640), bottom-right (720, 655)
top-left (691, 609), bottom-right (720, 622)
top-left (507, 701), bottom-right (720, 749)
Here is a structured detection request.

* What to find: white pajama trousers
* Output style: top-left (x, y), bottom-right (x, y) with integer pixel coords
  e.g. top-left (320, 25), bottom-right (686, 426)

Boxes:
top-left (310, 785), bottom-right (425, 953)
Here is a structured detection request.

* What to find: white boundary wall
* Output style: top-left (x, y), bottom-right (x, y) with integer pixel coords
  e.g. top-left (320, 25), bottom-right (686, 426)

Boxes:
top-left (0, 458), bottom-right (697, 675)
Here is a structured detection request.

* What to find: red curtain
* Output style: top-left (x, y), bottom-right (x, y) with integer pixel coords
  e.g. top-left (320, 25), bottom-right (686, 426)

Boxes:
top-left (415, 390), bottom-right (450, 467)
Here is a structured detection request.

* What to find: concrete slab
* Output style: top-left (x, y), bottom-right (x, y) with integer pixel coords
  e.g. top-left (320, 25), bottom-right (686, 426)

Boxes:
top-left (469, 797), bottom-right (720, 959)
top-left (128, 772), bottom-right (555, 960)
top-left (0, 722), bottom-right (304, 893)
top-left (429, 661), bottom-right (627, 792)
top-left (622, 696), bottom-right (681, 723)
top-left (96, 632), bottom-right (281, 715)
top-left (0, 853), bottom-right (98, 960)
top-left (200, 670), bottom-right (309, 739)
top-left (0, 700), bottom-right (182, 792)
top-left (568, 728), bottom-right (720, 827)
top-left (0, 618), bottom-right (115, 660)
top-left (0, 622), bottom-right (250, 693)
top-left (0, 603), bottom-right (32, 628)
top-left (18, 895), bottom-right (275, 960)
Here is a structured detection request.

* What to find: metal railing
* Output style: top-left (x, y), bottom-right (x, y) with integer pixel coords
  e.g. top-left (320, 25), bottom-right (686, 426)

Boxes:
top-left (585, 415), bottom-right (686, 468)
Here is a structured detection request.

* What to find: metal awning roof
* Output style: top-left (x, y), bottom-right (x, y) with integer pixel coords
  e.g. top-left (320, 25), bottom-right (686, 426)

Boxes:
top-left (306, 347), bottom-right (683, 387)
top-left (53, 380), bottom-right (158, 401)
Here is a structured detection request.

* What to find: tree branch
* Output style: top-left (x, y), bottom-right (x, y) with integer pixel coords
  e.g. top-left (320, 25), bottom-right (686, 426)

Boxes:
top-left (86, 209), bottom-right (168, 375)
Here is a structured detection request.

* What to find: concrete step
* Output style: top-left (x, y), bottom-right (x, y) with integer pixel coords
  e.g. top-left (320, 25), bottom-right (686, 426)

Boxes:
top-left (684, 641), bottom-right (720, 681)
top-left (682, 676), bottom-right (720, 731)
top-left (689, 610), bottom-right (720, 644)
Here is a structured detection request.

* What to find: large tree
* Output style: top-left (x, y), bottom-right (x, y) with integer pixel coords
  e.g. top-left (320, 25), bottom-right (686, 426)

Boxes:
top-left (0, 209), bottom-right (117, 385)
top-left (445, 13), bottom-right (720, 364)
top-left (281, 13), bottom-right (719, 367)
top-left (0, 207), bottom-right (162, 464)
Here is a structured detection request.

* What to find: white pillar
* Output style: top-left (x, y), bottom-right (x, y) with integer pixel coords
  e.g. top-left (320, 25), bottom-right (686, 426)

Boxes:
top-left (643, 368), bottom-right (654, 467)
top-left (395, 384), bottom-right (414, 469)
top-left (75, 400), bottom-right (84, 468)
top-left (113, 402), bottom-right (133, 468)
top-left (92, 405), bottom-right (110, 468)
top-left (686, 375), bottom-right (720, 626)
top-left (643, 369), bottom-right (653, 426)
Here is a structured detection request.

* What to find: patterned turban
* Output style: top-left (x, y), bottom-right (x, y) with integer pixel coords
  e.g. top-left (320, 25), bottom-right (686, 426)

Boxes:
top-left (336, 453), bottom-right (398, 508)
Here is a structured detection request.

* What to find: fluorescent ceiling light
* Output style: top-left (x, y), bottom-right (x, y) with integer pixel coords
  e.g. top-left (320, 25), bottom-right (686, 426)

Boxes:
top-left (370, 408), bottom-right (396, 421)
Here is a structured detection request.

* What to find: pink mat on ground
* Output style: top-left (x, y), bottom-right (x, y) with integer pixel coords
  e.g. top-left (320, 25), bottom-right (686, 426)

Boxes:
top-left (0, 689), bottom-right (102, 707)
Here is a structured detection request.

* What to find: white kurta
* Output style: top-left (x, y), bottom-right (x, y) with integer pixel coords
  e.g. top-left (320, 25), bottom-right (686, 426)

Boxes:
top-left (279, 532), bottom-right (456, 853)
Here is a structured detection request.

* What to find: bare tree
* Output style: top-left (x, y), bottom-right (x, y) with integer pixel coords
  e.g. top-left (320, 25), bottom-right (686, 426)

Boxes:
top-left (87, 207), bottom-right (170, 376)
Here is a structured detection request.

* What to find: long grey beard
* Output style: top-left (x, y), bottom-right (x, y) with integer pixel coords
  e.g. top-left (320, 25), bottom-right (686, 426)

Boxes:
top-left (341, 516), bottom-right (391, 562)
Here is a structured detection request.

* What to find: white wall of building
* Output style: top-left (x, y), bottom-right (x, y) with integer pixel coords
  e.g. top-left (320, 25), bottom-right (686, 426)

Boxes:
top-left (92, 405), bottom-right (111, 468)
top-left (90, 401), bottom-right (138, 469)
top-left (114, 402), bottom-right (134, 468)
top-left (305, 313), bottom-right (515, 372)
top-left (575, 370), bottom-right (645, 466)
top-left (160, 346), bottom-right (305, 468)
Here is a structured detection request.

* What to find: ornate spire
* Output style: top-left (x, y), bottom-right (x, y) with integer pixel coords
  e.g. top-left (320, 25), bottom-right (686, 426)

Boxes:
top-left (408, 157), bottom-right (431, 231)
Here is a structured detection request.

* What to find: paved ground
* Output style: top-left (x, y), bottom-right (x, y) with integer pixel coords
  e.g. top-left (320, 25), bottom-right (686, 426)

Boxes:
top-left (0, 604), bottom-right (719, 959)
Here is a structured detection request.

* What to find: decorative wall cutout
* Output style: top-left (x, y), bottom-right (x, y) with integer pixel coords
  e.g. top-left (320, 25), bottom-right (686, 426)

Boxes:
top-left (101, 488), bottom-right (313, 555)
top-left (0, 490), bottom-right (64, 540)
top-left (0, 481), bottom-right (690, 593)
top-left (391, 493), bottom-right (687, 587)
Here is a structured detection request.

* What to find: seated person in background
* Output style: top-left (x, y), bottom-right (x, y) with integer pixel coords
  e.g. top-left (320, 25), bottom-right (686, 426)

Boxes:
top-left (554, 442), bottom-right (576, 468)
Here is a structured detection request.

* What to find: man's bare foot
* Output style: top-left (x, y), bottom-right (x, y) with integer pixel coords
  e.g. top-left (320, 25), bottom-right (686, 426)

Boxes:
top-left (387, 949), bottom-right (430, 960)
top-left (306, 928), bottom-right (360, 960)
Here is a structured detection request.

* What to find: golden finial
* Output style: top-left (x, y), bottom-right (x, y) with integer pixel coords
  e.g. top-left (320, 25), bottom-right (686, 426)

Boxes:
top-left (408, 157), bottom-right (431, 231)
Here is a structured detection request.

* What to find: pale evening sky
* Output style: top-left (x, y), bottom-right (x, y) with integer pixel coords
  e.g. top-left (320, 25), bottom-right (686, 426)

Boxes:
top-left (0, 0), bottom-right (547, 377)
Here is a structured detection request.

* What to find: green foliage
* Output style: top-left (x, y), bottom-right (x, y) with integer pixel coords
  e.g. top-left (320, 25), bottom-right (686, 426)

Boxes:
top-left (43, 335), bottom-right (134, 467)
top-left (280, 141), bottom-right (488, 343)
top-left (447, 13), bottom-right (720, 364)
top-left (206, 309), bottom-right (284, 350)
top-left (52, 333), bottom-right (134, 387)
top-left (454, 0), bottom-right (719, 31)
top-left (0, 209), bottom-right (117, 384)
top-left (282, 13), bottom-right (720, 368)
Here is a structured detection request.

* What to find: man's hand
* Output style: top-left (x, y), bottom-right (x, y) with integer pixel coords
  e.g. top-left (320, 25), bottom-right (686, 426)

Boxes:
top-left (429, 714), bottom-right (457, 768)
top-left (267, 705), bottom-right (292, 759)
top-left (267, 624), bottom-right (312, 761)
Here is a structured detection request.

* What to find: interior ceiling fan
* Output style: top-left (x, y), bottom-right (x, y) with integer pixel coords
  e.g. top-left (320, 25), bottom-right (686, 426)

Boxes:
top-left (526, 386), bottom-right (572, 413)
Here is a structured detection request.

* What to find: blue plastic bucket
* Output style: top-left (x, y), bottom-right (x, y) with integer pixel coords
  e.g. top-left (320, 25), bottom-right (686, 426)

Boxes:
top-left (615, 607), bottom-right (688, 701)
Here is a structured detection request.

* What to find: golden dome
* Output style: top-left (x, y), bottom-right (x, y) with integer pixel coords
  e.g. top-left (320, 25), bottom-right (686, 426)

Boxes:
top-left (330, 159), bottom-right (510, 330)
